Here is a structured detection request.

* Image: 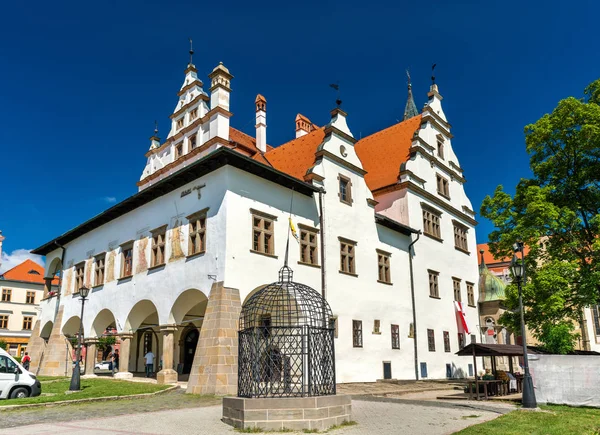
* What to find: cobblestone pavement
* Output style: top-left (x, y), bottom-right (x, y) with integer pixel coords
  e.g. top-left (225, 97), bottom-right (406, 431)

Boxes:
top-left (337, 380), bottom-right (461, 396)
top-left (0, 390), bottom-right (514, 435)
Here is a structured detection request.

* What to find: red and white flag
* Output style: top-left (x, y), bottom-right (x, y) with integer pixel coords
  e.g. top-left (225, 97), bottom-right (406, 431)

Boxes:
top-left (454, 301), bottom-right (471, 334)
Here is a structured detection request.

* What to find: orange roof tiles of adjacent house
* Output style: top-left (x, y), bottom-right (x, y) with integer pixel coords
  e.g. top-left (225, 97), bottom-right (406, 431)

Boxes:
top-left (1, 259), bottom-right (59, 285)
top-left (266, 115), bottom-right (422, 191)
top-left (354, 115), bottom-right (422, 192)
top-left (477, 243), bottom-right (531, 266)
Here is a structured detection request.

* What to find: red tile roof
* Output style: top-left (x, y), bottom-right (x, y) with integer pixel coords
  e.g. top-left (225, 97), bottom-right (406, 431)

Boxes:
top-left (477, 243), bottom-right (530, 266)
top-left (1, 259), bottom-right (58, 285)
top-left (266, 128), bottom-right (325, 180)
top-left (266, 115), bottom-right (422, 193)
top-left (354, 115), bottom-right (422, 192)
top-left (229, 127), bottom-right (272, 155)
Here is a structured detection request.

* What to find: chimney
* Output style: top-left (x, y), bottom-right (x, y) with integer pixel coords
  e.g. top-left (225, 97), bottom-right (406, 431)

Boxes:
top-left (295, 114), bottom-right (313, 138)
top-left (255, 94), bottom-right (267, 153)
top-left (208, 62), bottom-right (233, 141)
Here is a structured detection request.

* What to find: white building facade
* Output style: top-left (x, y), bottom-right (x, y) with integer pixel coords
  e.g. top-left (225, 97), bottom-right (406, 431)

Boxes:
top-left (28, 58), bottom-right (480, 392)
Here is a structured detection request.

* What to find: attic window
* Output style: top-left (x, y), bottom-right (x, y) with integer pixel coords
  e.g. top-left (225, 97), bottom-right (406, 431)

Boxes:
top-left (27, 270), bottom-right (40, 275)
top-left (176, 117), bottom-right (184, 130)
top-left (437, 140), bottom-right (444, 159)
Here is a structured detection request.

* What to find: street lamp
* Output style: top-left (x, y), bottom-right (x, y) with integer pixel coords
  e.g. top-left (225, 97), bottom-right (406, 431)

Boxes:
top-left (69, 285), bottom-right (90, 391)
top-left (510, 242), bottom-right (537, 409)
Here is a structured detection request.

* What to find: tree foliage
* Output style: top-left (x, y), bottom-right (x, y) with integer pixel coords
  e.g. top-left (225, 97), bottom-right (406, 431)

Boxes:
top-left (0, 339), bottom-right (7, 351)
top-left (481, 79), bottom-right (600, 345)
top-left (535, 321), bottom-right (578, 355)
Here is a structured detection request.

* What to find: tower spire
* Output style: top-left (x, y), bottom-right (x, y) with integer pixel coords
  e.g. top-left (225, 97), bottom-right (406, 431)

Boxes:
top-left (188, 37), bottom-right (194, 66)
top-left (403, 70), bottom-right (418, 120)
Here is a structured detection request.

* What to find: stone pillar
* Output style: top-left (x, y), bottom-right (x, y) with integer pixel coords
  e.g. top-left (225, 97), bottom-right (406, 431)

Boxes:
top-left (114, 333), bottom-right (133, 380)
top-left (37, 306), bottom-right (70, 377)
top-left (187, 282), bottom-right (241, 396)
top-left (84, 339), bottom-right (98, 376)
top-left (26, 320), bottom-right (44, 373)
top-left (157, 325), bottom-right (178, 384)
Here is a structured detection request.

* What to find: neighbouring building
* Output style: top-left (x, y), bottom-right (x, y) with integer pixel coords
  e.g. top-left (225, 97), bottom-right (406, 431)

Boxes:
top-left (0, 256), bottom-right (59, 357)
top-left (27, 53), bottom-right (481, 393)
top-left (477, 243), bottom-right (600, 354)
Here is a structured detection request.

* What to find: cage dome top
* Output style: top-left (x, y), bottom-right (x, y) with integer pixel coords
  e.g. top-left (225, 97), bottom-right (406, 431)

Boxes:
top-left (239, 265), bottom-right (333, 330)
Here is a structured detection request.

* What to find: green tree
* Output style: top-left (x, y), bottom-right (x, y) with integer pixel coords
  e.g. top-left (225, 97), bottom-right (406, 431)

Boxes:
top-left (481, 79), bottom-right (600, 347)
top-left (0, 339), bottom-right (7, 351)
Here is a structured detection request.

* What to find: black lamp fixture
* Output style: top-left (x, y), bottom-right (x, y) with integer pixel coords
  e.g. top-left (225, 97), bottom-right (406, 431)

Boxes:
top-left (510, 255), bottom-right (524, 280)
top-left (69, 285), bottom-right (90, 391)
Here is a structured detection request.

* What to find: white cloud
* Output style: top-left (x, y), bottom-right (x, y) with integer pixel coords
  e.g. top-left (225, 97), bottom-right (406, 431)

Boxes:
top-left (0, 249), bottom-right (45, 274)
top-left (103, 196), bottom-right (117, 204)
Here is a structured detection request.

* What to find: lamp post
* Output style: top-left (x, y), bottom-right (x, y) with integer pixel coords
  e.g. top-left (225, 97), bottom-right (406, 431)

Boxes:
top-left (510, 241), bottom-right (537, 409)
top-left (69, 285), bottom-right (90, 391)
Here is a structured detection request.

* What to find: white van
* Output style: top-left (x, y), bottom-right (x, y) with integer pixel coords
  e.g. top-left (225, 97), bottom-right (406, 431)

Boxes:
top-left (0, 348), bottom-right (41, 399)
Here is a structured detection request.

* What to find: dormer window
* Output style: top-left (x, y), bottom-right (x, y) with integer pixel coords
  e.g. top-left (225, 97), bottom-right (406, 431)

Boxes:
top-left (176, 117), bottom-right (184, 130)
top-left (437, 140), bottom-right (444, 159)
top-left (436, 174), bottom-right (450, 199)
top-left (175, 143), bottom-right (183, 159)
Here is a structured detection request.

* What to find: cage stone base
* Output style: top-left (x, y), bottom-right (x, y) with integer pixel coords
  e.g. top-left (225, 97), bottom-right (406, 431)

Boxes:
top-left (222, 395), bottom-right (352, 431)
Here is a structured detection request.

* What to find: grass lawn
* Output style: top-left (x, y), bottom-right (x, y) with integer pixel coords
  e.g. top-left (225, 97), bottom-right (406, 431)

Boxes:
top-left (456, 405), bottom-right (600, 435)
top-left (1, 378), bottom-right (171, 406)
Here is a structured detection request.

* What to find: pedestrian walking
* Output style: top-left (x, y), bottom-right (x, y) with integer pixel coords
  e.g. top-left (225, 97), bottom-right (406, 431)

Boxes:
top-left (21, 352), bottom-right (31, 371)
top-left (144, 350), bottom-right (155, 377)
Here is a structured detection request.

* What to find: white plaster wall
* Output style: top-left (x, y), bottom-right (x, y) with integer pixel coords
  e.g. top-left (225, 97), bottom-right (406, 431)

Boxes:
top-left (45, 167), bottom-right (230, 339)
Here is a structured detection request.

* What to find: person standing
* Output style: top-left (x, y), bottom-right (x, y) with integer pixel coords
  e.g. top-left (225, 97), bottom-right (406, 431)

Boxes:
top-left (21, 352), bottom-right (31, 371)
top-left (144, 350), bottom-right (155, 377)
top-left (113, 349), bottom-right (119, 371)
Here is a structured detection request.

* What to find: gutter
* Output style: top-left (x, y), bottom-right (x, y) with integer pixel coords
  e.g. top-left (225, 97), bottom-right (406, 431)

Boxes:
top-left (319, 189), bottom-right (326, 300)
top-left (408, 230), bottom-right (421, 380)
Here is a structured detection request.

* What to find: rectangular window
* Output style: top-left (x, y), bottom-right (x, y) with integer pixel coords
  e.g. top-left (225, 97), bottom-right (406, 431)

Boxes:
top-left (94, 254), bottom-right (105, 286)
top-left (467, 282), bottom-right (475, 307)
top-left (26, 291), bottom-right (35, 304)
top-left (330, 316), bottom-right (338, 339)
top-left (391, 324), bottom-right (400, 349)
top-left (121, 245), bottom-right (133, 278)
top-left (299, 227), bottom-right (319, 265)
top-left (443, 331), bottom-right (451, 352)
top-left (471, 334), bottom-right (477, 344)
top-left (422, 207), bottom-right (441, 239)
top-left (436, 174), bottom-right (450, 198)
top-left (189, 134), bottom-right (197, 149)
top-left (189, 108), bottom-right (198, 121)
top-left (188, 213), bottom-right (207, 256)
top-left (340, 239), bottom-right (356, 275)
top-left (437, 140), bottom-right (444, 159)
top-left (176, 117), bottom-right (184, 130)
top-left (373, 319), bottom-right (380, 334)
top-left (458, 332), bottom-right (465, 350)
top-left (428, 271), bottom-right (439, 298)
top-left (22, 316), bottom-right (33, 330)
top-left (427, 329), bottom-right (436, 351)
top-left (453, 278), bottom-right (462, 302)
top-left (377, 250), bottom-right (391, 283)
top-left (338, 174), bottom-right (352, 205)
top-left (420, 362), bottom-right (428, 378)
top-left (175, 143), bottom-right (183, 159)
top-left (353, 320), bottom-right (363, 348)
top-left (1, 288), bottom-right (11, 302)
top-left (252, 213), bottom-right (275, 255)
top-left (0, 315), bottom-right (8, 329)
top-left (74, 263), bottom-right (85, 293)
top-left (453, 222), bottom-right (469, 252)
top-left (593, 306), bottom-right (600, 336)
top-left (151, 227), bottom-right (167, 267)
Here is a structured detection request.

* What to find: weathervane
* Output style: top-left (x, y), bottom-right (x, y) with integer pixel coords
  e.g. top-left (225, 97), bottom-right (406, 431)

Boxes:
top-left (189, 37), bottom-right (194, 65)
top-left (406, 69), bottom-right (412, 88)
top-left (329, 81), bottom-right (341, 107)
top-left (431, 63), bottom-right (437, 85)
top-left (154, 120), bottom-right (159, 136)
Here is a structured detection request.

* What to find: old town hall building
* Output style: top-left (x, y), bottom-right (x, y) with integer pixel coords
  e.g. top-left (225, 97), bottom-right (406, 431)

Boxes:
top-left (28, 56), bottom-right (480, 394)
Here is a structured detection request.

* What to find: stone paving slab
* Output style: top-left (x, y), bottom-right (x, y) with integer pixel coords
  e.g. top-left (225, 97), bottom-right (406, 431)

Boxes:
top-left (0, 397), bottom-right (512, 435)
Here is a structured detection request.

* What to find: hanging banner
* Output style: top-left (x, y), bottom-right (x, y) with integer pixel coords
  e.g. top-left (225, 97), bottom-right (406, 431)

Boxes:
top-left (454, 301), bottom-right (471, 334)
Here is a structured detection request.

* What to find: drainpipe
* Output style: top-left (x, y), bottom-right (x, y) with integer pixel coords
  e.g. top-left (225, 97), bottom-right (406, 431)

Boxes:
top-left (408, 230), bottom-right (421, 380)
top-left (318, 189), bottom-right (327, 301)
top-left (53, 242), bottom-right (66, 324)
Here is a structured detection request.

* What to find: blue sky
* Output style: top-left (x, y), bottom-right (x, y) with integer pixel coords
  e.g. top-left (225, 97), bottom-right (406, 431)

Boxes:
top-left (1, 0), bottom-right (598, 264)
